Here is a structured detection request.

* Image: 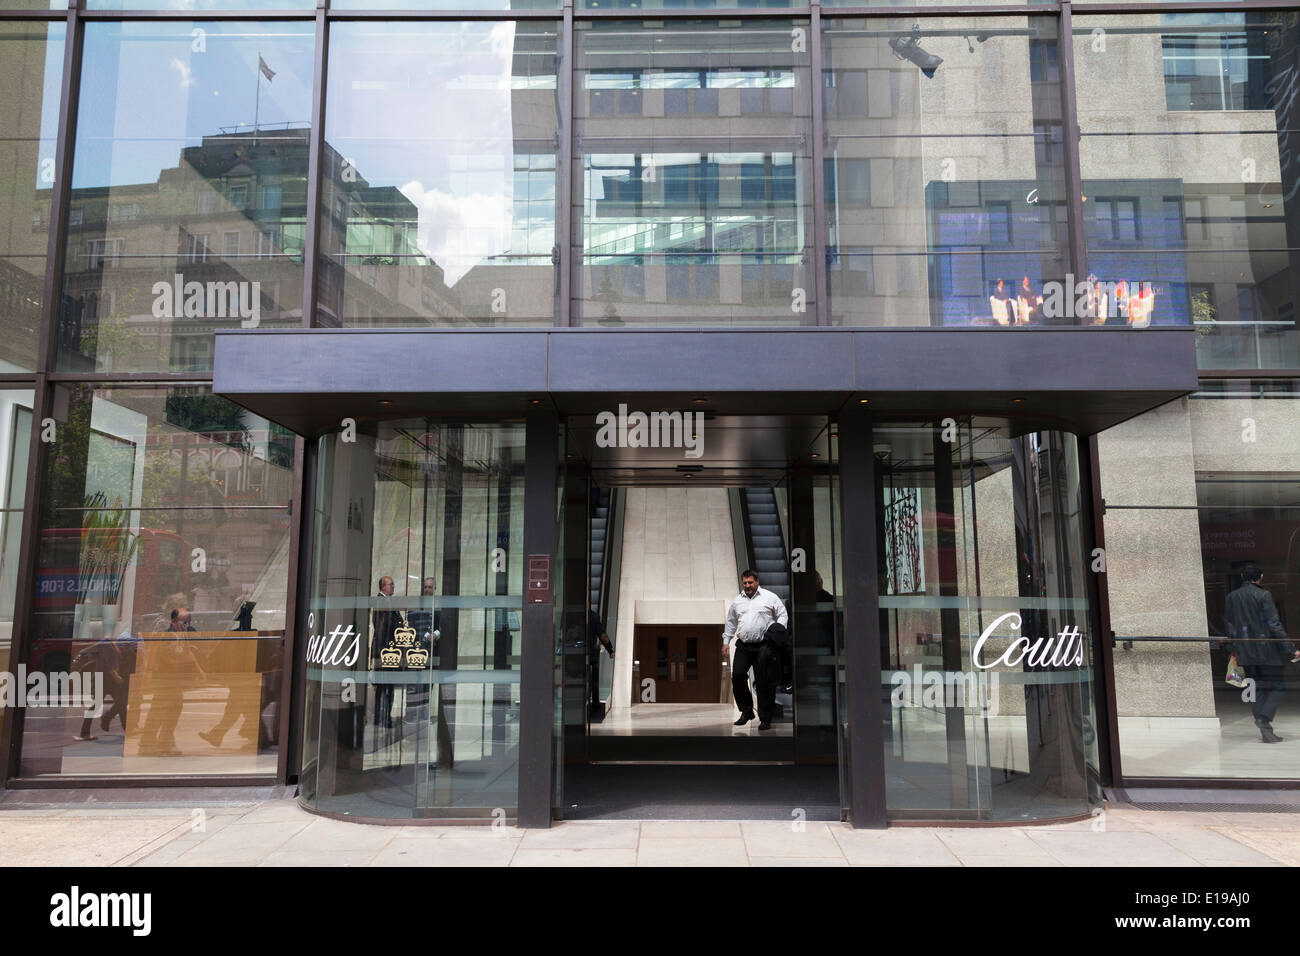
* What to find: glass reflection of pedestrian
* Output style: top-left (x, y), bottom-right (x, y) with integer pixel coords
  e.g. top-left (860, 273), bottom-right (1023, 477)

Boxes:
top-left (989, 278), bottom-right (1012, 326)
top-left (406, 577), bottom-right (440, 716)
top-left (138, 606), bottom-right (202, 757)
top-left (1016, 276), bottom-right (1042, 325)
top-left (1226, 564), bottom-right (1298, 744)
top-left (199, 599), bottom-right (260, 749)
top-left (371, 575), bottom-right (404, 729)
top-left (407, 577), bottom-right (441, 653)
top-left (73, 627), bottom-right (124, 742)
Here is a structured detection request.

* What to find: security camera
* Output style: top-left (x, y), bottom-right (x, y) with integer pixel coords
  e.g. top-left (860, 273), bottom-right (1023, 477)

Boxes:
top-left (890, 26), bottom-right (943, 79)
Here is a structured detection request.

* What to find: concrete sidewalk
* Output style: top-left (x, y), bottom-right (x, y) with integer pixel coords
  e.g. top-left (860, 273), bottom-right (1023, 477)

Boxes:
top-left (0, 798), bottom-right (1297, 866)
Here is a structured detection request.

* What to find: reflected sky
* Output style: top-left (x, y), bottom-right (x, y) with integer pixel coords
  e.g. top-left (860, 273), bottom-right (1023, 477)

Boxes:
top-left (71, 22), bottom-right (314, 191)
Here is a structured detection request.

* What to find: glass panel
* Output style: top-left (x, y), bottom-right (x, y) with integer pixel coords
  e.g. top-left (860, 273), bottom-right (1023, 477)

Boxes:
top-left (20, 385), bottom-right (295, 776)
top-left (875, 421), bottom-right (1099, 821)
top-left (1101, 382), bottom-right (1300, 777)
top-left (1075, 14), bottom-right (1299, 364)
top-left (789, 424), bottom-right (843, 772)
top-left (824, 0), bottom-right (1048, 7)
top-left (0, 23), bottom-right (64, 370)
top-left (0, 390), bottom-right (34, 746)
top-left (59, 22), bottom-right (314, 372)
top-left (300, 421), bottom-right (525, 818)
top-left (335, 0), bottom-right (555, 10)
top-left (319, 22), bottom-right (560, 328)
top-left (823, 17), bottom-right (1070, 326)
top-left (574, 19), bottom-right (814, 326)
top-left (88, 0), bottom-right (310, 9)
top-left (585, 0), bottom-right (800, 9)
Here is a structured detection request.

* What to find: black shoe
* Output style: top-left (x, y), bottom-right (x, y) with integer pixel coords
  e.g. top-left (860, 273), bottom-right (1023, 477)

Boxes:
top-left (734, 712), bottom-right (755, 726)
top-left (1261, 727), bottom-right (1283, 743)
top-left (757, 720), bottom-right (772, 731)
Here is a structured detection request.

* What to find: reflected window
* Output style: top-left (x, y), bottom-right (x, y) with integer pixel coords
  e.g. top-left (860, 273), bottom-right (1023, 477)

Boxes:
top-left (575, 20), bottom-right (813, 326)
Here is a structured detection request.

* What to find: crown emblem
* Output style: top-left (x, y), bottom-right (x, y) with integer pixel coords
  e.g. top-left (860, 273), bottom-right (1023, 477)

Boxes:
top-left (393, 624), bottom-right (417, 648)
top-left (379, 645), bottom-right (403, 668)
top-left (405, 646), bottom-right (430, 669)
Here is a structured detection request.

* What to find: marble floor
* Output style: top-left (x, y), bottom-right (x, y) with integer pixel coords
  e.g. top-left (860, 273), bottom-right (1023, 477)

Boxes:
top-left (1120, 703), bottom-right (1300, 778)
top-left (591, 702), bottom-right (793, 737)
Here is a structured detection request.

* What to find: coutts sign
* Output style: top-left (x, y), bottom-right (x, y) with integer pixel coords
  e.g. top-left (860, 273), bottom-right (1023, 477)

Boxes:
top-left (972, 612), bottom-right (1085, 669)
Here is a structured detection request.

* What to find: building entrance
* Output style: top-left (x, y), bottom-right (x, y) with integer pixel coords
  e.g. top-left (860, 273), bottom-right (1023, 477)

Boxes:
top-left (552, 415), bottom-right (847, 820)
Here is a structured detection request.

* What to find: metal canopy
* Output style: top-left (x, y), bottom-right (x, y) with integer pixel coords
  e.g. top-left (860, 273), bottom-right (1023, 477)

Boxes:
top-left (212, 326), bottom-right (1198, 438)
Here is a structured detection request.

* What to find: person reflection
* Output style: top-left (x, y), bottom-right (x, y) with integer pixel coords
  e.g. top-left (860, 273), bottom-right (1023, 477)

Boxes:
top-left (407, 577), bottom-right (441, 653)
top-left (200, 599), bottom-right (260, 749)
top-left (138, 607), bottom-right (202, 757)
top-left (405, 577), bottom-right (441, 718)
top-left (1226, 564), bottom-right (1298, 744)
top-left (371, 575), bottom-right (405, 730)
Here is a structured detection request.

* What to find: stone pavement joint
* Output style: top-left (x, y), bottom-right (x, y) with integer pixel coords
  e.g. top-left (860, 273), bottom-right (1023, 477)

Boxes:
top-left (0, 799), bottom-right (1294, 866)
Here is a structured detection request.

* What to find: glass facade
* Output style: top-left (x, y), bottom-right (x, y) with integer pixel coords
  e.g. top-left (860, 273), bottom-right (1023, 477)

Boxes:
top-left (0, 0), bottom-right (1291, 821)
top-left (0, 389), bottom-right (34, 745)
top-left (20, 385), bottom-right (293, 775)
top-left (823, 17), bottom-right (1069, 327)
top-left (1075, 13), bottom-right (1300, 365)
top-left (1098, 380), bottom-right (1300, 779)
top-left (0, 22), bottom-right (63, 371)
top-left (319, 22), bottom-right (559, 328)
top-left (60, 22), bottom-right (313, 373)
top-left (574, 19), bottom-right (813, 326)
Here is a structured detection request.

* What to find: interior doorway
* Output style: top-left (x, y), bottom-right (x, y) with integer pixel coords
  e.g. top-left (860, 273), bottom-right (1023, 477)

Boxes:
top-left (554, 414), bottom-right (845, 820)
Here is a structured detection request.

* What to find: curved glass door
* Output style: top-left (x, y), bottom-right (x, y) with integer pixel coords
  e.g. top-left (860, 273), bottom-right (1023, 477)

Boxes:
top-left (874, 420), bottom-right (1100, 821)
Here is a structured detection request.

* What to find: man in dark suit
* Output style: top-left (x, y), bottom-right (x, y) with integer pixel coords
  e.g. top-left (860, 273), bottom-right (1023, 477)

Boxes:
top-left (371, 575), bottom-right (405, 729)
top-left (1225, 564), bottom-right (1298, 743)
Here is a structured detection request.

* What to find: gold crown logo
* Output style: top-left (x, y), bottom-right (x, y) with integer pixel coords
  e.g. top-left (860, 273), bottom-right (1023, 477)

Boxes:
top-left (393, 624), bottom-right (417, 648)
top-left (405, 647), bottom-right (429, 668)
top-left (379, 645), bottom-right (403, 668)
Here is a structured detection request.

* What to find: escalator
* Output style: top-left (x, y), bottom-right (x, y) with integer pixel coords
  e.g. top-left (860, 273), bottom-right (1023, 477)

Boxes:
top-left (739, 487), bottom-right (790, 604)
top-left (588, 487), bottom-right (622, 720)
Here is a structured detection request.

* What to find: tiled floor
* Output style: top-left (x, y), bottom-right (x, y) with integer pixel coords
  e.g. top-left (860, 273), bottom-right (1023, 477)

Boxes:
top-left (0, 799), bottom-right (1295, 866)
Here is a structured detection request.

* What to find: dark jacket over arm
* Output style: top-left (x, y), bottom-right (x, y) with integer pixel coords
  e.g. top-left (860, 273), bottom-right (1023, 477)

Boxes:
top-left (1225, 582), bottom-right (1291, 666)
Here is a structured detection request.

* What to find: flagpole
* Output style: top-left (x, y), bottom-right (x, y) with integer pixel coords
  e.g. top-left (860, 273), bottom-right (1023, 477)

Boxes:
top-left (253, 50), bottom-right (261, 148)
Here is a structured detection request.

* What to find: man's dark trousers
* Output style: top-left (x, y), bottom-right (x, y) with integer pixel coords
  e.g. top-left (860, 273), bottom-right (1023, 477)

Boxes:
top-left (1252, 664), bottom-right (1286, 725)
top-left (732, 640), bottom-right (778, 721)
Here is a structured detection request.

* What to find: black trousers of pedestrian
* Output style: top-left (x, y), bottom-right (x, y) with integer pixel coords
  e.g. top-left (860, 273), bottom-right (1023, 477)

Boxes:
top-left (732, 640), bottom-right (778, 722)
top-left (1252, 664), bottom-right (1286, 725)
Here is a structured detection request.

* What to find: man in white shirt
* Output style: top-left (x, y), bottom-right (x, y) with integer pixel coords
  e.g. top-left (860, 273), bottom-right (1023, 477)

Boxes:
top-left (723, 569), bottom-right (789, 730)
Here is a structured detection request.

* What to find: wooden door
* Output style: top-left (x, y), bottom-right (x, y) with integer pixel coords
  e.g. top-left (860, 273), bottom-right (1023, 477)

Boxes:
top-left (633, 624), bottom-right (721, 703)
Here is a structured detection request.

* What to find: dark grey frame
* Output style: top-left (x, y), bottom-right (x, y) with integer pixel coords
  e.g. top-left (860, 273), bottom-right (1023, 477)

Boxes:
top-left (0, 0), bottom-right (1293, 807)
